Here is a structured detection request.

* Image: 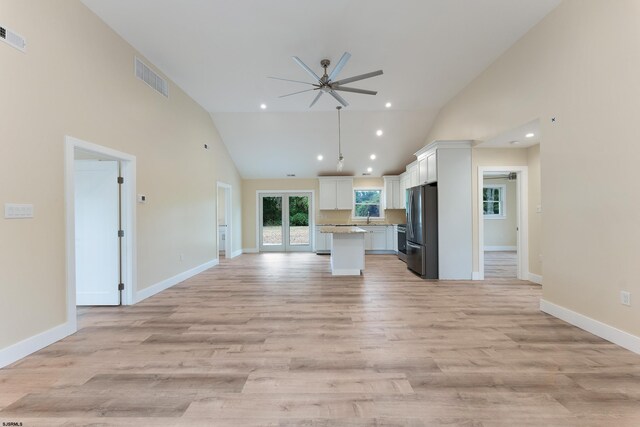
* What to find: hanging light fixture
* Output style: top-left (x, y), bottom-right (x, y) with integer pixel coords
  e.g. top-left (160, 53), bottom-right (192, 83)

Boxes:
top-left (336, 106), bottom-right (344, 172)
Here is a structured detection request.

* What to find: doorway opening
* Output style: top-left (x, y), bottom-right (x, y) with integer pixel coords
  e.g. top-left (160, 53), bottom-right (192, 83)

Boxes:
top-left (478, 166), bottom-right (528, 280)
top-left (258, 191), bottom-right (314, 252)
top-left (65, 136), bottom-right (136, 325)
top-left (217, 182), bottom-right (233, 260)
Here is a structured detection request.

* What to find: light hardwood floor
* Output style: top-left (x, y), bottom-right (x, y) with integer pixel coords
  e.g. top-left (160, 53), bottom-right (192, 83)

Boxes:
top-left (484, 251), bottom-right (518, 279)
top-left (1, 253), bottom-right (640, 426)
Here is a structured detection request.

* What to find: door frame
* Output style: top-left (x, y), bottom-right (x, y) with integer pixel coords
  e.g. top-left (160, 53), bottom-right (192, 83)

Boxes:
top-left (477, 166), bottom-right (528, 280)
top-left (65, 136), bottom-right (136, 326)
top-left (216, 181), bottom-right (234, 258)
top-left (255, 190), bottom-right (315, 252)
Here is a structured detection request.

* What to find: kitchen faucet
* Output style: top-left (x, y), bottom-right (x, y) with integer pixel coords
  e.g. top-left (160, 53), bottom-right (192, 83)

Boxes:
top-left (366, 212), bottom-right (371, 224)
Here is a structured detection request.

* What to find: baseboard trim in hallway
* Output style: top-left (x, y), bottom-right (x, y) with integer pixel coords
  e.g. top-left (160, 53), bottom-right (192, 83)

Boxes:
top-left (134, 258), bottom-right (219, 303)
top-left (0, 321), bottom-right (76, 369)
top-left (540, 298), bottom-right (640, 355)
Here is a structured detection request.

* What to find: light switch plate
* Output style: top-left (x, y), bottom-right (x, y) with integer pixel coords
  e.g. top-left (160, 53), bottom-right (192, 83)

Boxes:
top-left (5, 203), bottom-right (34, 219)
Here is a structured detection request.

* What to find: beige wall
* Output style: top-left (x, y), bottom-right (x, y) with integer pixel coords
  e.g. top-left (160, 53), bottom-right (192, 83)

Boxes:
top-left (426, 0), bottom-right (640, 335)
top-left (483, 179), bottom-right (517, 248)
top-left (0, 0), bottom-right (242, 349)
top-left (242, 177), bottom-right (406, 250)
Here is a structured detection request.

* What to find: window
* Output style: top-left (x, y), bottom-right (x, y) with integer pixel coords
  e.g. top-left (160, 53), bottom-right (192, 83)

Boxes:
top-left (353, 189), bottom-right (383, 218)
top-left (483, 184), bottom-right (506, 218)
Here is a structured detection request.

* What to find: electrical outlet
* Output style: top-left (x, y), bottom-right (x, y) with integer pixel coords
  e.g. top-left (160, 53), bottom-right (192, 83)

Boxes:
top-left (620, 291), bottom-right (631, 306)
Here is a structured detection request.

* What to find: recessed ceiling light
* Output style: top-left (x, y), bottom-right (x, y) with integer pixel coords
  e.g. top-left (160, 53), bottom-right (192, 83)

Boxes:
top-left (376, 130), bottom-right (383, 137)
top-left (317, 154), bottom-right (323, 161)
top-left (367, 167), bottom-right (373, 173)
top-left (385, 102), bottom-right (392, 108)
top-left (525, 132), bottom-right (535, 138)
top-left (510, 140), bottom-right (520, 145)
top-left (260, 103), bottom-right (267, 109)
top-left (370, 154), bottom-right (376, 160)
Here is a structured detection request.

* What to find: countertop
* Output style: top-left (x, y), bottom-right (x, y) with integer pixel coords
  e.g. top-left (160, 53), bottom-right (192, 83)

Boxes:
top-left (316, 223), bottom-right (401, 227)
top-left (319, 226), bottom-right (367, 234)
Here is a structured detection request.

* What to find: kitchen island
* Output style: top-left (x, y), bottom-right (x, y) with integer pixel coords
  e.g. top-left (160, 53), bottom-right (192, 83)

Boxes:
top-left (320, 226), bottom-right (367, 275)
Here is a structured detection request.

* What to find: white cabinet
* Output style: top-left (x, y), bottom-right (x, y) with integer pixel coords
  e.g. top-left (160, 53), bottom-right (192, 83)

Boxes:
top-left (314, 227), bottom-right (331, 253)
top-left (417, 149), bottom-right (438, 185)
top-left (319, 178), bottom-right (353, 210)
top-left (426, 152), bottom-right (437, 183)
top-left (399, 172), bottom-right (410, 210)
top-left (407, 161), bottom-right (419, 187)
top-left (383, 176), bottom-right (402, 210)
top-left (360, 226), bottom-right (391, 251)
top-left (389, 225), bottom-right (398, 252)
top-left (336, 179), bottom-right (353, 210)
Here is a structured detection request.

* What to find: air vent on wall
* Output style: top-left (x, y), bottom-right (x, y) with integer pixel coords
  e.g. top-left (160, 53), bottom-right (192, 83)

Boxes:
top-left (135, 57), bottom-right (168, 97)
top-left (0, 25), bottom-right (26, 52)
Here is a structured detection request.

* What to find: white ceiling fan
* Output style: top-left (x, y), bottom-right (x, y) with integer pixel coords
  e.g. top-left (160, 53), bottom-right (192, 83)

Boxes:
top-left (269, 52), bottom-right (383, 108)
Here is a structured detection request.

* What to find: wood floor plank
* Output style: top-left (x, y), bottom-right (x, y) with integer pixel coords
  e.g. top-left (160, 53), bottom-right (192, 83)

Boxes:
top-left (1, 253), bottom-right (639, 424)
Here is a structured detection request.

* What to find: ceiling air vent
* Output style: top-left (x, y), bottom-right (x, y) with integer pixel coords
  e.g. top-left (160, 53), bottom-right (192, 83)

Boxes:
top-left (135, 57), bottom-right (168, 98)
top-left (0, 25), bottom-right (26, 52)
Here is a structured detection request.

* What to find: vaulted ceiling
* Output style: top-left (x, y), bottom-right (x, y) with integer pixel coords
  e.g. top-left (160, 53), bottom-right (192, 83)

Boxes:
top-left (82, 0), bottom-right (559, 178)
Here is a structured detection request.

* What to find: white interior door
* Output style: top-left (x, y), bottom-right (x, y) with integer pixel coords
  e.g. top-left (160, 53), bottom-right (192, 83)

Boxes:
top-left (75, 160), bottom-right (120, 305)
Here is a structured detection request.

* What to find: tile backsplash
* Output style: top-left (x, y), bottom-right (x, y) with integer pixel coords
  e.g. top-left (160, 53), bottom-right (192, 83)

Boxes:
top-left (317, 209), bottom-right (406, 225)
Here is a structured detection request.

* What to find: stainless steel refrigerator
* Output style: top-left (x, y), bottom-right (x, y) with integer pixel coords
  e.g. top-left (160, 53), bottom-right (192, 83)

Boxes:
top-left (406, 183), bottom-right (438, 279)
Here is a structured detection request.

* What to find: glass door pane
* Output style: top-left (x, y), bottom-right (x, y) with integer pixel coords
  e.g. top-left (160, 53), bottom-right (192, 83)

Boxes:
top-left (288, 195), bottom-right (310, 247)
top-left (261, 196), bottom-right (283, 249)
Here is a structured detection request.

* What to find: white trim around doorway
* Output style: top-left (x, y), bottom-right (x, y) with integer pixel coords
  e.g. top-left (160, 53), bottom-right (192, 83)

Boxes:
top-left (476, 166), bottom-right (529, 281)
top-left (216, 181), bottom-right (236, 258)
top-left (65, 136), bottom-right (137, 313)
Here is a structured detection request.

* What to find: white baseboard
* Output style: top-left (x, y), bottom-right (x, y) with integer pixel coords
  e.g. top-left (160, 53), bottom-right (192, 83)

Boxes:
top-left (242, 248), bottom-right (259, 254)
top-left (331, 269), bottom-right (362, 276)
top-left (540, 299), bottom-right (640, 355)
top-left (527, 272), bottom-right (543, 284)
top-left (0, 321), bottom-right (76, 369)
top-left (230, 249), bottom-right (243, 258)
top-left (484, 246), bottom-right (517, 251)
top-left (135, 258), bottom-right (219, 303)
top-left (472, 271), bottom-right (484, 280)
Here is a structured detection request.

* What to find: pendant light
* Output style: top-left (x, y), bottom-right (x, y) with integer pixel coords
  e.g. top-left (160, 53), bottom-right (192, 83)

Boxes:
top-left (336, 106), bottom-right (344, 172)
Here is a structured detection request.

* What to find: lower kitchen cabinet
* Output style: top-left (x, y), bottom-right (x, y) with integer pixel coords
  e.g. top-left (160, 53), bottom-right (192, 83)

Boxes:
top-left (315, 225), bottom-right (396, 254)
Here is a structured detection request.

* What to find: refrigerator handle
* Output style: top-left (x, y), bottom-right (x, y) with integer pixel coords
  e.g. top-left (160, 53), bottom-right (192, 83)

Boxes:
top-left (407, 190), bottom-right (412, 240)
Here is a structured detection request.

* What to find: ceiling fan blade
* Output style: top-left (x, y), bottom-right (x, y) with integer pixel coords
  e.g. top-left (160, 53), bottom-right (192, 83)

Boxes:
top-left (328, 52), bottom-right (351, 81)
top-left (329, 90), bottom-right (349, 107)
top-left (309, 91), bottom-right (323, 108)
top-left (292, 56), bottom-right (322, 83)
top-left (278, 88), bottom-right (316, 98)
top-left (332, 86), bottom-right (378, 96)
top-left (268, 76), bottom-right (316, 85)
top-left (333, 70), bottom-right (383, 86)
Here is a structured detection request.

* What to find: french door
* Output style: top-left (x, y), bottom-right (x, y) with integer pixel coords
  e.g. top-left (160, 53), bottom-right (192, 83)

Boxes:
top-left (259, 192), bottom-right (312, 252)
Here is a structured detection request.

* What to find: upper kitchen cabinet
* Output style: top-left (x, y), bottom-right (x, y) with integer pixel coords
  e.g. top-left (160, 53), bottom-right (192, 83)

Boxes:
top-left (383, 176), bottom-right (402, 210)
top-left (319, 177), bottom-right (353, 210)
top-left (407, 161), bottom-right (419, 187)
top-left (417, 148), bottom-right (437, 185)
